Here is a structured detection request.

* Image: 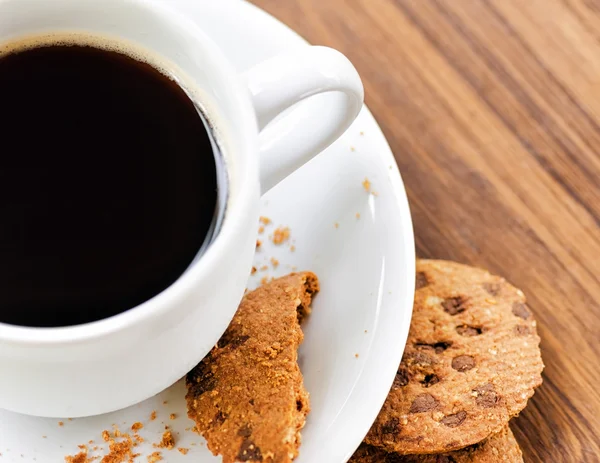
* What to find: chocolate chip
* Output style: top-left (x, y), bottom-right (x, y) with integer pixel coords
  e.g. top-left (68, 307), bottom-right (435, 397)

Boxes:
top-left (296, 304), bottom-right (307, 323)
top-left (409, 393), bottom-right (439, 413)
top-left (187, 360), bottom-right (217, 397)
top-left (237, 439), bottom-right (263, 462)
top-left (415, 341), bottom-right (452, 354)
top-left (218, 333), bottom-right (250, 349)
top-left (512, 302), bottom-right (531, 320)
top-left (452, 355), bottom-right (476, 372)
top-left (296, 399), bottom-right (304, 411)
top-left (436, 456), bottom-right (457, 463)
top-left (421, 374), bottom-right (440, 388)
top-left (483, 282), bottom-right (501, 296)
top-left (442, 296), bottom-right (468, 316)
top-left (249, 399), bottom-right (255, 406)
top-left (440, 411), bottom-right (467, 428)
top-left (231, 335), bottom-right (250, 348)
top-left (214, 411), bottom-right (227, 425)
top-left (394, 367), bottom-right (410, 387)
top-left (514, 324), bottom-right (532, 336)
top-left (237, 424), bottom-right (252, 438)
top-left (473, 383), bottom-right (499, 408)
top-left (456, 325), bottom-right (483, 337)
top-left (381, 417), bottom-right (400, 435)
top-left (416, 272), bottom-right (429, 290)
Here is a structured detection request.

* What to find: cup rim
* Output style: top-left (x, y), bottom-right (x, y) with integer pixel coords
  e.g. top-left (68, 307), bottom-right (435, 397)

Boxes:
top-left (0, 0), bottom-right (260, 345)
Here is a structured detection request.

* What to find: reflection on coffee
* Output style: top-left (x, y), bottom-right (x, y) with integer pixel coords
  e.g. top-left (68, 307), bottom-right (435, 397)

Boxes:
top-left (0, 37), bottom-right (218, 327)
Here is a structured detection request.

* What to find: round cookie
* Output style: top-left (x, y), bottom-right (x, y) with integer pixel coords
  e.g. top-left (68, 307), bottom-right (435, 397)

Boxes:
top-left (365, 260), bottom-right (543, 454)
top-left (350, 426), bottom-right (523, 462)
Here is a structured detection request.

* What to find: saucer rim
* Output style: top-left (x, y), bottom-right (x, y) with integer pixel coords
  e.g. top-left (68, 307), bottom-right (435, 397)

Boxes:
top-left (221, 1), bottom-right (417, 460)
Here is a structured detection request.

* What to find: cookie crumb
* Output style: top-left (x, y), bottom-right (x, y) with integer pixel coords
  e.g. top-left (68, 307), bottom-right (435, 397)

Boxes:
top-left (350, 146), bottom-right (356, 152)
top-left (154, 430), bottom-right (175, 450)
top-left (149, 411), bottom-right (157, 421)
top-left (169, 414), bottom-right (176, 421)
top-left (131, 423), bottom-right (143, 432)
top-left (101, 435), bottom-right (136, 463)
top-left (334, 222), bottom-right (339, 229)
top-left (258, 226), bottom-right (265, 234)
top-left (147, 452), bottom-right (162, 463)
top-left (271, 257), bottom-right (279, 268)
top-left (360, 131), bottom-right (365, 136)
top-left (64, 445), bottom-right (95, 463)
top-left (260, 265), bottom-right (269, 272)
top-left (259, 216), bottom-right (271, 225)
top-left (355, 353), bottom-right (360, 358)
top-left (290, 245), bottom-right (296, 252)
top-left (64, 450), bottom-right (93, 463)
top-left (356, 213), bottom-right (361, 219)
top-left (177, 448), bottom-right (189, 455)
top-left (101, 431), bottom-right (111, 443)
top-left (272, 226), bottom-right (291, 245)
top-left (362, 178), bottom-right (371, 192)
top-left (256, 240), bottom-right (262, 249)
top-left (58, 421), bottom-right (64, 427)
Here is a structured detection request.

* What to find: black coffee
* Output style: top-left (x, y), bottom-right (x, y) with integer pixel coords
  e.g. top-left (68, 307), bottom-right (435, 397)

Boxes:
top-left (0, 40), bottom-right (219, 327)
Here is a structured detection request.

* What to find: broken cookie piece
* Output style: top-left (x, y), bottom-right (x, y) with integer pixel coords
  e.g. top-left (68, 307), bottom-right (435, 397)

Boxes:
top-left (186, 272), bottom-right (319, 463)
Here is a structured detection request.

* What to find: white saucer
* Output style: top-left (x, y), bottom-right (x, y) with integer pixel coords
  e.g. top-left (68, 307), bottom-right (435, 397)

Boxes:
top-left (0, 1), bottom-right (415, 461)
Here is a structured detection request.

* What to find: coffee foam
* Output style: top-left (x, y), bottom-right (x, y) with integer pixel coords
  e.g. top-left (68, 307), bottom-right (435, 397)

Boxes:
top-left (0, 32), bottom-right (176, 79)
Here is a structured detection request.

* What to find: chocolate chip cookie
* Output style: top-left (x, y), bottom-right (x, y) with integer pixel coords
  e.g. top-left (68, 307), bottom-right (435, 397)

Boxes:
top-left (351, 426), bottom-right (523, 462)
top-left (365, 260), bottom-right (543, 454)
top-left (186, 272), bottom-right (319, 463)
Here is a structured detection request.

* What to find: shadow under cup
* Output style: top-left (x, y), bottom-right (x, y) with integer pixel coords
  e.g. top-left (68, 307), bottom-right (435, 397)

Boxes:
top-left (0, 34), bottom-right (228, 329)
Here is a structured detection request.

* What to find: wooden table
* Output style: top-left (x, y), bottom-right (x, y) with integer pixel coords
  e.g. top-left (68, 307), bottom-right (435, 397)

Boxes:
top-left (252, 1), bottom-right (600, 461)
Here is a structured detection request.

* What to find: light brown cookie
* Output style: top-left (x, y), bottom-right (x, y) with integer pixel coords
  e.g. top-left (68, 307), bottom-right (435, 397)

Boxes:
top-left (186, 272), bottom-right (319, 463)
top-left (365, 260), bottom-right (543, 454)
top-left (350, 426), bottom-right (523, 463)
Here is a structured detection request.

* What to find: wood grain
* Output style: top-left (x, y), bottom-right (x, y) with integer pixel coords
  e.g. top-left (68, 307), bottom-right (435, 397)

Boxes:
top-left (251, 0), bottom-right (600, 461)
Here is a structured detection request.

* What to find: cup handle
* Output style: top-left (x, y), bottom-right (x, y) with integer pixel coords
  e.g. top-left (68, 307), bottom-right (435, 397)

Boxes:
top-left (242, 46), bottom-right (364, 193)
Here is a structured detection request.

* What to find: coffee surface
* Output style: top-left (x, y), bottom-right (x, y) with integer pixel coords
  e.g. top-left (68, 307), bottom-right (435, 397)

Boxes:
top-left (0, 42), bottom-right (218, 327)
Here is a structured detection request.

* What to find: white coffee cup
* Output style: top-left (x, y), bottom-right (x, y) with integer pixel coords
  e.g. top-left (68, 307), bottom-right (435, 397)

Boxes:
top-left (0, 0), bottom-right (363, 417)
